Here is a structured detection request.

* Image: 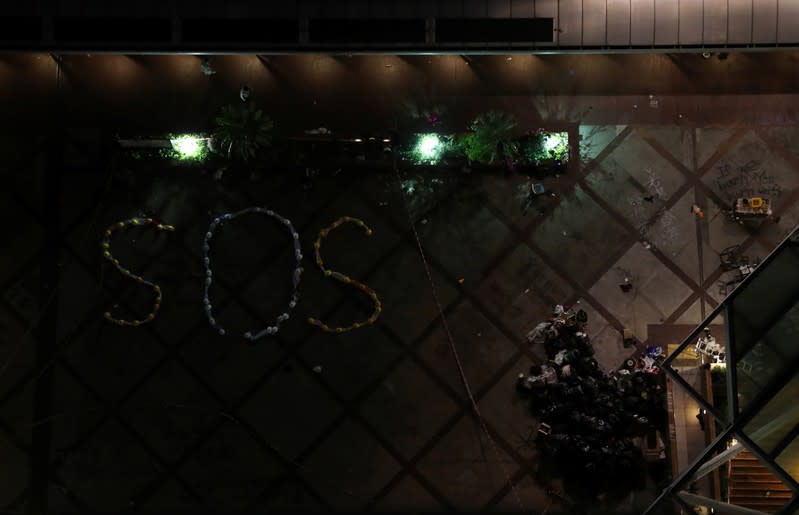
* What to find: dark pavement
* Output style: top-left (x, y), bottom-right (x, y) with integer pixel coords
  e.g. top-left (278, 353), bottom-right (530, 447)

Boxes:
top-left (1, 51), bottom-right (799, 514)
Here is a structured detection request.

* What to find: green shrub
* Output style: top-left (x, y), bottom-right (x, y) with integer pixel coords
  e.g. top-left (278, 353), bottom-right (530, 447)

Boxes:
top-left (212, 103), bottom-right (273, 163)
top-left (458, 111), bottom-right (519, 164)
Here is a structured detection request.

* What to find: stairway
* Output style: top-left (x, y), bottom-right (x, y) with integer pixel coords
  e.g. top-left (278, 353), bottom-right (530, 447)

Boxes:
top-left (728, 450), bottom-right (792, 513)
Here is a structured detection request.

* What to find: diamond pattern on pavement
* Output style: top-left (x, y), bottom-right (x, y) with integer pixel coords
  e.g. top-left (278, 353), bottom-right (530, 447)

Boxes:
top-left (120, 359), bottom-right (222, 463)
top-left (367, 245), bottom-right (459, 345)
top-left (54, 255), bottom-right (105, 344)
top-left (9, 114), bottom-right (799, 514)
top-left (695, 128), bottom-right (740, 169)
top-left (137, 479), bottom-right (204, 513)
top-left (301, 418), bottom-right (402, 510)
top-left (642, 126), bottom-right (694, 169)
top-left (49, 364), bottom-right (104, 451)
top-left (178, 305), bottom-right (285, 402)
top-left (371, 475), bottom-right (446, 512)
top-left (0, 431), bottom-right (28, 507)
top-left (298, 322), bottom-right (403, 401)
top-left (0, 195), bottom-right (41, 288)
top-left (479, 243), bottom-right (574, 315)
top-left (240, 361), bottom-right (342, 461)
top-left (416, 300), bottom-right (520, 397)
top-left (654, 189), bottom-right (702, 279)
top-left (0, 305), bottom-right (37, 403)
top-left (604, 131), bottom-right (686, 201)
top-left (473, 253), bottom-right (557, 341)
top-left (579, 125), bottom-right (621, 164)
top-left (55, 420), bottom-right (162, 512)
top-left (589, 242), bottom-right (692, 340)
top-left (533, 184), bottom-right (630, 286)
top-left (359, 358), bottom-right (459, 460)
top-left (416, 416), bottom-right (516, 512)
top-left (584, 160), bottom-right (665, 228)
top-left (252, 477), bottom-right (327, 513)
top-left (488, 474), bottom-right (551, 513)
top-left (178, 420), bottom-right (283, 510)
top-left (419, 186), bottom-right (512, 282)
top-left (2, 264), bottom-right (40, 326)
top-left (60, 320), bottom-right (166, 402)
top-left (480, 172), bottom-right (535, 229)
top-left (476, 354), bottom-right (538, 459)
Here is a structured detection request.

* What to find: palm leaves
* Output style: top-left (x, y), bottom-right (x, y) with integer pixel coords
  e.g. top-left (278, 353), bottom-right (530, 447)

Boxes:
top-left (459, 110), bottom-right (519, 164)
top-left (212, 103), bottom-right (273, 163)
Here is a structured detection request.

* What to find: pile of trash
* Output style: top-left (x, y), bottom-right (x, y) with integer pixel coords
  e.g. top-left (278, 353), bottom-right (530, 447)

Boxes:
top-left (517, 305), bottom-right (667, 503)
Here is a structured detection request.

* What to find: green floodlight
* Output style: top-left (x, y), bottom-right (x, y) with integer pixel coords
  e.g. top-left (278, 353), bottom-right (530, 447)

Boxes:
top-left (414, 133), bottom-right (443, 162)
top-left (170, 134), bottom-right (206, 160)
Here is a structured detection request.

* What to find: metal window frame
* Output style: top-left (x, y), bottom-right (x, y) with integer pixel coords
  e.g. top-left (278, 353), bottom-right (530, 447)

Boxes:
top-left (645, 226), bottom-right (799, 514)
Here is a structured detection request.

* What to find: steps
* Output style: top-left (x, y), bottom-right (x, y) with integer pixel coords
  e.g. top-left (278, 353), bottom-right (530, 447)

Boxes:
top-left (728, 450), bottom-right (792, 513)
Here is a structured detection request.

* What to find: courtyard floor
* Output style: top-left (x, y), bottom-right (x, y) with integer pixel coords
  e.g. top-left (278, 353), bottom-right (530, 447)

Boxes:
top-left (1, 53), bottom-right (798, 515)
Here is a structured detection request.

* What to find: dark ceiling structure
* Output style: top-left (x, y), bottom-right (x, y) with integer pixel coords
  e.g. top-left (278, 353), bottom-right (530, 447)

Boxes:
top-left (0, 0), bottom-right (797, 53)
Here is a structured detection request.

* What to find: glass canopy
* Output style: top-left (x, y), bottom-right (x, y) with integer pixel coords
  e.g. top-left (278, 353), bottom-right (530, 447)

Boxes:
top-left (645, 228), bottom-right (799, 515)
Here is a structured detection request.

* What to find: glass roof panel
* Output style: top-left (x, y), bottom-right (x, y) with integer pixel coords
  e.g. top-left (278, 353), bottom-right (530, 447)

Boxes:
top-left (731, 243), bottom-right (799, 414)
top-left (742, 373), bottom-right (799, 456)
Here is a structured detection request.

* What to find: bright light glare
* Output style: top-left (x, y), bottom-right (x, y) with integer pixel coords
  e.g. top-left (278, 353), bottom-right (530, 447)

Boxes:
top-left (417, 134), bottom-right (441, 159)
top-left (544, 133), bottom-right (565, 152)
top-left (170, 135), bottom-right (203, 159)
